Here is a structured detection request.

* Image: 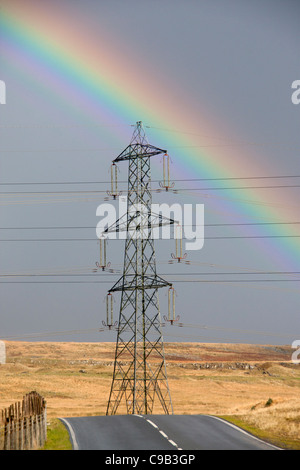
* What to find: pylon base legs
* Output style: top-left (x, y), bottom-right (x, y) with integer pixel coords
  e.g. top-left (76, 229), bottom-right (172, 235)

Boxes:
top-left (106, 341), bottom-right (173, 416)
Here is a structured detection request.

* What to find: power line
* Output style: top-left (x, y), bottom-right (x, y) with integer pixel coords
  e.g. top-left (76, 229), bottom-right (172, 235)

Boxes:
top-left (0, 142), bottom-right (299, 151)
top-left (0, 221), bottom-right (299, 230)
top-left (0, 195), bottom-right (291, 210)
top-left (170, 279), bottom-right (300, 283)
top-left (0, 123), bottom-right (130, 129)
top-left (1, 183), bottom-right (300, 194)
top-left (0, 235), bottom-right (299, 242)
top-left (171, 322), bottom-right (298, 339)
top-left (1, 259), bottom-right (298, 276)
top-left (1, 271), bottom-right (299, 277)
top-left (1, 320), bottom-right (296, 342)
top-left (1, 187), bottom-right (297, 211)
top-left (0, 321), bottom-right (296, 342)
top-left (1, 174), bottom-right (300, 186)
top-left (0, 327), bottom-right (105, 340)
top-left (0, 120), bottom-right (299, 151)
top-left (0, 279), bottom-right (299, 284)
top-left (148, 124), bottom-right (300, 146)
top-left (175, 184), bottom-right (300, 191)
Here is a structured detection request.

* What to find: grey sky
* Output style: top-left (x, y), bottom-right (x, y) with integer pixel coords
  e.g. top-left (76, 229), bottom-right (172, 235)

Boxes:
top-left (0, 0), bottom-right (299, 345)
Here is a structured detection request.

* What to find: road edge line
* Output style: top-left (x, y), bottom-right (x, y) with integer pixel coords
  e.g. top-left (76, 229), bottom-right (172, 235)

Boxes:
top-left (60, 418), bottom-right (79, 450)
top-left (208, 415), bottom-right (282, 450)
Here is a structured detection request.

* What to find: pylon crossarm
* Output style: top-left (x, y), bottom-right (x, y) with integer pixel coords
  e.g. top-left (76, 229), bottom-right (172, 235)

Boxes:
top-left (104, 211), bottom-right (176, 235)
top-left (114, 143), bottom-right (167, 162)
top-left (109, 274), bottom-right (172, 292)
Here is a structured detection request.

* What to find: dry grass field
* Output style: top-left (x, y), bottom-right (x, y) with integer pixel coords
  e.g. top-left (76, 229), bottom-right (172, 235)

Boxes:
top-left (1, 341), bottom-right (300, 449)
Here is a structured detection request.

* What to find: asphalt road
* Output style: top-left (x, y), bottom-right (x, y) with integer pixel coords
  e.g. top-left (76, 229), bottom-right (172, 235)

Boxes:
top-left (61, 414), bottom-right (280, 450)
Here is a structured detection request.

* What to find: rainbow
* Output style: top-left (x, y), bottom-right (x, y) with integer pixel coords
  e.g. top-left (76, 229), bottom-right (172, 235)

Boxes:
top-left (1, 0), bottom-right (299, 271)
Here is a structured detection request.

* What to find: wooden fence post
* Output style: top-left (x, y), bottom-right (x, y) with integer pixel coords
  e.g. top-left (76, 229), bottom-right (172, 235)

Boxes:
top-left (1, 392), bottom-right (47, 450)
top-left (4, 417), bottom-right (10, 450)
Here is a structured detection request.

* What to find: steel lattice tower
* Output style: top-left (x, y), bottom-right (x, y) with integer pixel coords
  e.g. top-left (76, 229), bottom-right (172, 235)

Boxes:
top-left (106, 121), bottom-right (174, 415)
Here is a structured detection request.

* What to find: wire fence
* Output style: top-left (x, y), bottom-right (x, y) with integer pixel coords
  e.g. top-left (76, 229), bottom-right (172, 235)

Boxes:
top-left (0, 391), bottom-right (47, 450)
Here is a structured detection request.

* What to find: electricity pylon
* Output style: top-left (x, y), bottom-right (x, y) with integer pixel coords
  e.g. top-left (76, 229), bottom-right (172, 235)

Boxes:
top-left (106, 121), bottom-right (174, 415)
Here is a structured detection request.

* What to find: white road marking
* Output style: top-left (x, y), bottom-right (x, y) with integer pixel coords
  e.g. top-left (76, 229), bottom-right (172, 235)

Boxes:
top-left (146, 419), bottom-right (159, 429)
top-left (168, 439), bottom-right (178, 447)
top-left (136, 415), bottom-right (182, 450)
top-left (60, 418), bottom-right (79, 450)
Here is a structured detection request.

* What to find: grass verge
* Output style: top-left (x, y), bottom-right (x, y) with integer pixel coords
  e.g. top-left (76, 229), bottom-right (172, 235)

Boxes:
top-left (220, 415), bottom-right (300, 450)
top-left (41, 418), bottom-right (72, 450)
